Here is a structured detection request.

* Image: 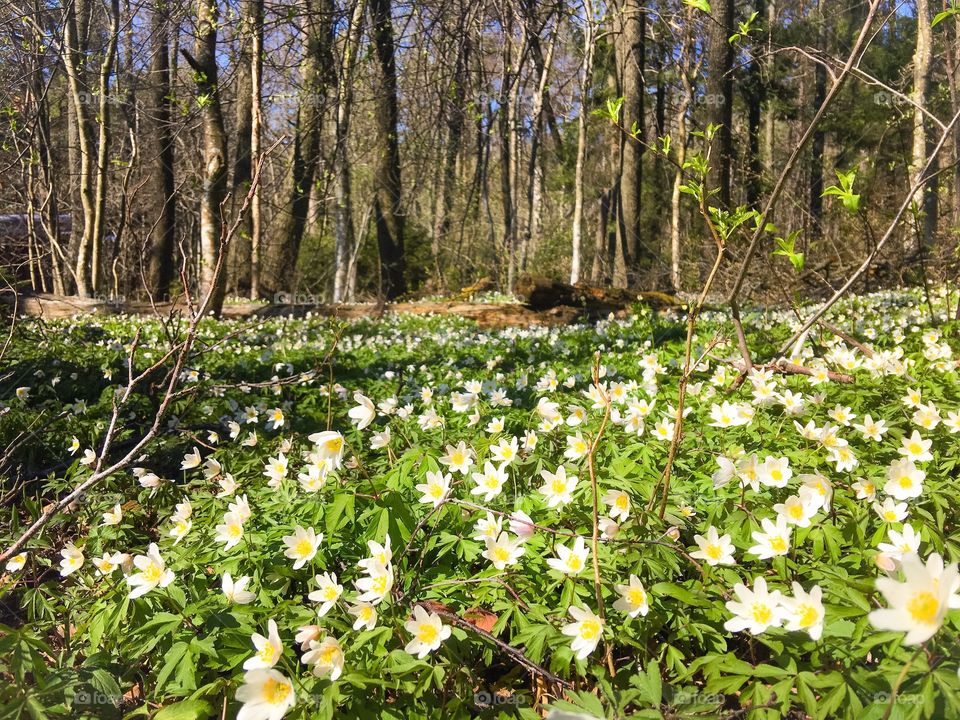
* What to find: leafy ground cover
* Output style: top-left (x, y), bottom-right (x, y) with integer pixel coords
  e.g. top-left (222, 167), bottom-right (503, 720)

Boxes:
top-left (2, 288), bottom-right (960, 720)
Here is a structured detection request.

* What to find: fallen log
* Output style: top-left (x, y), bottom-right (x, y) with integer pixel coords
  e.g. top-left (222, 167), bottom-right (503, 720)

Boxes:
top-left (514, 274), bottom-right (681, 313)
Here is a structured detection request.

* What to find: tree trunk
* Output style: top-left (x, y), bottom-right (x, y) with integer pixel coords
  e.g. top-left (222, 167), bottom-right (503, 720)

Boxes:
top-left (571, 0), bottom-right (596, 284)
top-left (808, 0), bottom-right (827, 239)
top-left (266, 0), bottom-right (332, 297)
top-left (333, 0), bottom-right (366, 302)
top-left (146, 2), bottom-right (176, 299)
top-left (615, 0), bottom-right (648, 286)
top-left (184, 0), bottom-right (229, 315)
top-left (62, 0), bottom-right (96, 296)
top-left (744, 0), bottom-right (766, 207)
top-left (705, 0), bottom-right (734, 209)
top-left (249, 0), bottom-right (264, 298)
top-left (909, 0), bottom-right (932, 247)
top-left (369, 0), bottom-right (407, 299)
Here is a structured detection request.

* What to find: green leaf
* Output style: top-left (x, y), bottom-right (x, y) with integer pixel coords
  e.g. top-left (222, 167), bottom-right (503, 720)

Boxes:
top-left (153, 699), bottom-right (213, 720)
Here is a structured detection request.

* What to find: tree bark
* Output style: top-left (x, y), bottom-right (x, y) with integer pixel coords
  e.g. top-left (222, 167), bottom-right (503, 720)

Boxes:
top-left (909, 0), bottom-right (933, 247)
top-left (369, 0), bottom-right (407, 299)
top-left (332, 0), bottom-right (366, 302)
top-left (183, 0), bottom-right (229, 315)
top-left (705, 0), bottom-right (734, 209)
top-left (571, 0), bottom-right (596, 284)
top-left (614, 0), bottom-right (648, 286)
top-left (808, 0), bottom-right (827, 240)
top-left (145, 2), bottom-right (176, 299)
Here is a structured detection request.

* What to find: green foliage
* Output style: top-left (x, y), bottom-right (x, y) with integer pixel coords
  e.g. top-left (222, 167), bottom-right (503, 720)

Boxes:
top-left (2, 288), bottom-right (960, 718)
top-left (822, 169), bottom-right (862, 213)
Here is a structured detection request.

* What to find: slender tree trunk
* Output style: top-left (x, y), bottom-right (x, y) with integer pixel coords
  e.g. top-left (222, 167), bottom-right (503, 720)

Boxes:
top-left (744, 0), bottom-right (766, 206)
top-left (909, 0), bottom-right (932, 247)
top-left (571, 0), bottom-right (596, 284)
top-left (808, 0), bottom-right (827, 239)
top-left (705, 0), bottom-right (734, 209)
top-left (671, 5), bottom-right (696, 293)
top-left (333, 0), bottom-right (366, 302)
top-left (431, 17), bottom-right (470, 288)
top-left (146, 2), bottom-right (176, 298)
top-left (614, 0), bottom-right (647, 286)
top-left (230, 0), bottom-right (260, 296)
top-left (183, 0), bottom-right (229, 314)
top-left (267, 0), bottom-right (332, 297)
top-left (370, 0), bottom-right (407, 299)
top-left (763, 0), bottom-right (777, 173)
top-left (945, 0), bottom-right (960, 231)
top-left (62, 0), bottom-right (96, 296)
top-left (249, 0), bottom-right (264, 298)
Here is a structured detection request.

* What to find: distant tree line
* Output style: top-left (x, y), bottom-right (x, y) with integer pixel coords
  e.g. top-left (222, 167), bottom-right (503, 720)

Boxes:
top-left (1, 0), bottom-right (957, 311)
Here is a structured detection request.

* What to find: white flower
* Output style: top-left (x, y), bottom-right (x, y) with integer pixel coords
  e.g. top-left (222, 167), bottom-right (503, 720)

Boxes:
top-left (347, 602), bottom-right (378, 631)
top-left (561, 606), bottom-right (604, 660)
top-left (602, 489), bottom-right (631, 522)
top-left (265, 407), bottom-right (285, 430)
top-left (874, 497), bottom-right (909, 523)
top-left (877, 523), bottom-right (922, 560)
top-left (853, 414), bottom-right (888, 441)
top-left (613, 575), bottom-right (650, 618)
top-left (354, 562), bottom-right (394, 604)
top-left (747, 517), bottom-right (792, 560)
top-left (127, 543), bottom-right (175, 598)
top-left (547, 536), bottom-right (589, 575)
top-left (898, 431), bottom-right (933, 463)
top-left (724, 576), bottom-right (785, 635)
top-left (470, 461), bottom-right (508, 502)
top-left (564, 433), bottom-right (590, 460)
top-left (782, 582), bottom-right (825, 640)
top-left (263, 453), bottom-right (289, 489)
top-left (404, 606), bottom-right (451, 659)
top-left (244, 619), bottom-right (284, 670)
top-left (884, 458), bottom-right (925, 500)
top-left (509, 510), bottom-right (536, 539)
top-left (215, 512), bottom-right (245, 550)
top-left (357, 537), bottom-right (393, 572)
top-left (473, 512), bottom-right (503, 542)
top-left (415, 470), bottom-right (452, 507)
top-left (235, 669), bottom-right (295, 720)
top-left (869, 552), bottom-right (959, 644)
top-left (489, 436), bottom-right (519, 465)
top-left (222, 573), bottom-right (256, 604)
top-left (757, 456), bottom-right (792, 488)
top-left (307, 572), bottom-right (343, 616)
top-left (483, 533), bottom-right (525, 570)
top-left (348, 392), bottom-right (376, 430)
top-left (302, 636), bottom-right (345, 681)
top-left (439, 441), bottom-right (474, 474)
top-left (102, 503), bottom-right (123, 526)
top-left (690, 526), bottom-right (736, 566)
top-left (6, 552), bottom-right (27, 572)
top-left (282, 526), bottom-right (322, 569)
top-left (539, 465), bottom-right (578, 508)
top-left (308, 430), bottom-right (345, 469)
top-left (181, 447), bottom-right (202, 470)
top-left (59, 542), bottom-right (84, 577)
top-left (773, 495), bottom-right (817, 528)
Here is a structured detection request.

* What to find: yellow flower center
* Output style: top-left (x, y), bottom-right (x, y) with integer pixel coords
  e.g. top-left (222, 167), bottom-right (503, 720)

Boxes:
top-left (705, 544), bottom-right (722, 560)
top-left (907, 591), bottom-right (939, 624)
top-left (142, 563), bottom-right (162, 583)
top-left (485, 476), bottom-right (500, 489)
top-left (371, 575), bottom-right (388, 594)
top-left (769, 536), bottom-right (787, 553)
top-left (899, 476), bottom-right (913, 489)
top-left (493, 547), bottom-right (510, 562)
top-left (295, 539), bottom-right (314, 557)
top-left (417, 624), bottom-right (438, 644)
top-left (771, 469), bottom-right (782, 481)
top-left (884, 510), bottom-right (898, 521)
top-left (552, 479), bottom-right (566, 494)
top-left (567, 555), bottom-right (583, 572)
top-left (261, 677), bottom-right (290, 704)
top-left (324, 587), bottom-right (338, 601)
top-left (789, 505), bottom-right (804, 519)
top-left (320, 646), bottom-right (338, 664)
top-left (798, 604), bottom-right (818, 628)
top-left (258, 643), bottom-right (276, 663)
top-left (615, 495), bottom-right (629, 509)
top-left (751, 603), bottom-right (772, 625)
top-left (579, 619), bottom-right (601, 640)
top-left (451, 452), bottom-right (464, 465)
top-left (909, 442), bottom-right (922, 455)
top-left (628, 589), bottom-right (646, 607)
top-left (430, 484), bottom-right (444, 498)
top-left (325, 437), bottom-right (343, 454)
